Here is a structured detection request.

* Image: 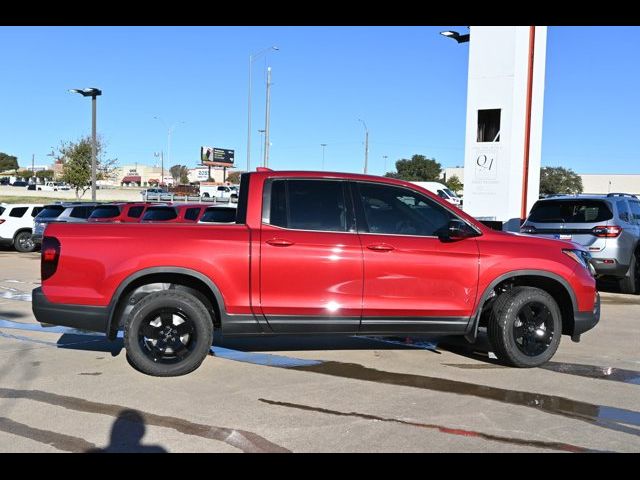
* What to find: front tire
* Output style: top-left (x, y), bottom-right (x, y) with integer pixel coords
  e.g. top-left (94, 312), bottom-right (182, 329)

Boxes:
top-left (14, 231), bottom-right (35, 253)
top-left (618, 253), bottom-right (639, 294)
top-left (124, 290), bottom-right (213, 376)
top-left (488, 286), bottom-right (562, 368)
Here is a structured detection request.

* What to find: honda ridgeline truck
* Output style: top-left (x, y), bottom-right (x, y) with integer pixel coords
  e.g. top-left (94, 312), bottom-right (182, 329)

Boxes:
top-left (32, 170), bottom-right (600, 376)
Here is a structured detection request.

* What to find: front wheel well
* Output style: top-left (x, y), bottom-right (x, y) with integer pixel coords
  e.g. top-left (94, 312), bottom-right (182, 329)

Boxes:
top-left (109, 273), bottom-right (221, 339)
top-left (478, 275), bottom-right (575, 336)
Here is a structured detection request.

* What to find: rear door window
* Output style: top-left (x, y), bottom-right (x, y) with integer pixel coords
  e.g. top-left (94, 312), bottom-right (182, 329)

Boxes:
top-left (31, 207), bottom-right (43, 217)
top-left (528, 200), bottom-right (612, 223)
top-left (9, 207), bottom-right (28, 218)
top-left (70, 206), bottom-right (95, 219)
top-left (267, 179), bottom-right (348, 232)
top-left (200, 208), bottom-right (236, 223)
top-left (630, 201), bottom-right (640, 224)
top-left (37, 205), bottom-right (65, 219)
top-left (142, 207), bottom-right (177, 221)
top-left (617, 200), bottom-right (632, 223)
top-left (90, 205), bottom-right (121, 219)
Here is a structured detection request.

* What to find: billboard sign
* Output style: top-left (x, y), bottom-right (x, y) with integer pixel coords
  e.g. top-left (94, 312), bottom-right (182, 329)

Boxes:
top-left (201, 146), bottom-right (235, 166)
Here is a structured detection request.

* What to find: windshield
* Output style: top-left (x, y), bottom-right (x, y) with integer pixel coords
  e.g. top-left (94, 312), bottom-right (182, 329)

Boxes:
top-left (37, 205), bottom-right (65, 219)
top-left (90, 205), bottom-right (121, 219)
top-left (528, 200), bottom-right (613, 223)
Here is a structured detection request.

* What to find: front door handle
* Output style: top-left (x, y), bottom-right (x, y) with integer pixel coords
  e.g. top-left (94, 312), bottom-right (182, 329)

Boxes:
top-left (366, 243), bottom-right (394, 252)
top-left (266, 238), bottom-right (295, 247)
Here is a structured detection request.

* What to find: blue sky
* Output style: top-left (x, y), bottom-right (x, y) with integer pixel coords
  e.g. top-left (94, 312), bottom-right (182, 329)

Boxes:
top-left (0, 26), bottom-right (638, 175)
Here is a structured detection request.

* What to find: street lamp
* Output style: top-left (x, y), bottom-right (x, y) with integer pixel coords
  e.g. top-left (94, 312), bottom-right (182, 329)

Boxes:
top-left (69, 87), bottom-right (102, 201)
top-left (320, 143), bottom-right (327, 170)
top-left (154, 116), bottom-right (184, 186)
top-left (154, 151), bottom-right (164, 187)
top-left (247, 46), bottom-right (279, 172)
top-left (440, 30), bottom-right (470, 43)
top-left (357, 118), bottom-right (369, 174)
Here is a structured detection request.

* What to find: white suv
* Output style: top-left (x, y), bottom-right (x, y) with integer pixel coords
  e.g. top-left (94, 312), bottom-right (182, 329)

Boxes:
top-left (0, 203), bottom-right (44, 252)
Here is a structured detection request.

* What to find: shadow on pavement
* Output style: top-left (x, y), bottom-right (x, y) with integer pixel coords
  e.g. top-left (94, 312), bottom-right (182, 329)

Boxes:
top-left (86, 410), bottom-right (167, 453)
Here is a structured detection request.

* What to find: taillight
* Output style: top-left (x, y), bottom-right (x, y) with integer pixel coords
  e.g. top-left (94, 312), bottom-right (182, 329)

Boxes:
top-left (592, 225), bottom-right (622, 238)
top-left (41, 236), bottom-right (60, 281)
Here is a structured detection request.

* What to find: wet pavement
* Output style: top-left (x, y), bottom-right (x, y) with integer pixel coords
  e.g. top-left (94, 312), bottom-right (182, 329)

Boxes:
top-left (0, 249), bottom-right (639, 452)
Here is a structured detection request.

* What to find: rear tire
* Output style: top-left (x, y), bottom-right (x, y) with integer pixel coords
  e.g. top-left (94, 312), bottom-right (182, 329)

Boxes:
top-left (618, 253), bottom-right (639, 294)
top-left (124, 290), bottom-right (213, 376)
top-left (14, 231), bottom-right (35, 253)
top-left (488, 286), bottom-right (562, 368)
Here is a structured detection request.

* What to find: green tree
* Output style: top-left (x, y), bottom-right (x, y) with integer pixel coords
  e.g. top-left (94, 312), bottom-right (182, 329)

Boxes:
top-left (445, 175), bottom-right (463, 195)
top-left (179, 166), bottom-right (189, 184)
top-left (59, 136), bottom-right (118, 199)
top-left (225, 171), bottom-right (242, 184)
top-left (0, 152), bottom-right (19, 173)
top-left (384, 154), bottom-right (442, 181)
top-left (17, 170), bottom-right (33, 180)
top-left (539, 166), bottom-right (583, 195)
top-left (36, 170), bottom-right (55, 181)
top-left (169, 165), bottom-right (182, 182)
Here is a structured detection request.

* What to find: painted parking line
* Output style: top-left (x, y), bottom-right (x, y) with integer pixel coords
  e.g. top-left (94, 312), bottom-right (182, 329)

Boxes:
top-left (0, 319), bottom-right (105, 336)
top-left (0, 290), bottom-right (32, 302)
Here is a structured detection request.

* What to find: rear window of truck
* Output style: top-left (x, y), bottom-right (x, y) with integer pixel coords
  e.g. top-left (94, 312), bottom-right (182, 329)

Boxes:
top-left (528, 200), bottom-right (613, 223)
top-left (200, 208), bottom-right (236, 223)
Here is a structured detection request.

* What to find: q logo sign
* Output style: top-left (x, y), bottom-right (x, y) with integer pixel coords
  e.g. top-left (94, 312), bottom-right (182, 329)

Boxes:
top-left (475, 152), bottom-right (497, 179)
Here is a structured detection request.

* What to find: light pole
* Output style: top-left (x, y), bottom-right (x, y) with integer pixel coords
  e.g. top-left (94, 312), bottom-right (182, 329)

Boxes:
top-left (258, 129), bottom-right (266, 165)
top-left (154, 151), bottom-right (164, 186)
top-left (264, 67), bottom-right (274, 168)
top-left (154, 117), bottom-right (184, 184)
top-left (320, 143), bottom-right (327, 170)
top-left (358, 118), bottom-right (369, 174)
top-left (247, 46), bottom-right (279, 172)
top-left (70, 87), bottom-right (102, 201)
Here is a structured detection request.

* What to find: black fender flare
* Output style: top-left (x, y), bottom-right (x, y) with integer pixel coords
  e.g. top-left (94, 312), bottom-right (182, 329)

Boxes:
top-left (465, 269), bottom-right (578, 342)
top-left (105, 267), bottom-right (227, 340)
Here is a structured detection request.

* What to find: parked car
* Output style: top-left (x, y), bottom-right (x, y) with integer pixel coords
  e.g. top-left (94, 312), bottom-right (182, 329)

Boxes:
top-left (411, 181), bottom-right (461, 206)
top-left (199, 184), bottom-right (238, 201)
top-left (32, 202), bottom-right (101, 247)
top-left (32, 170), bottom-right (600, 377)
top-left (140, 188), bottom-right (169, 199)
top-left (198, 205), bottom-right (237, 224)
top-left (521, 193), bottom-right (640, 294)
top-left (11, 180), bottom-right (28, 187)
top-left (88, 202), bottom-right (158, 223)
top-left (0, 203), bottom-right (44, 252)
top-left (38, 182), bottom-right (70, 191)
top-left (140, 203), bottom-right (207, 223)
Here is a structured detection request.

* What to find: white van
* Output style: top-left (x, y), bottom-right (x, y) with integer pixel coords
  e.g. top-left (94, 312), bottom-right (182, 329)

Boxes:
top-left (411, 181), bottom-right (462, 206)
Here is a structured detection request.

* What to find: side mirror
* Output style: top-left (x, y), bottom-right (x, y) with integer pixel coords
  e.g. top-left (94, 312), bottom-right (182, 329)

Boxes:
top-left (441, 219), bottom-right (474, 241)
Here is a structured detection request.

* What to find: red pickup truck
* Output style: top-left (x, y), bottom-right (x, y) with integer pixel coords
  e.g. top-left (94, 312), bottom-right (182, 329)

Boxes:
top-left (32, 170), bottom-right (600, 376)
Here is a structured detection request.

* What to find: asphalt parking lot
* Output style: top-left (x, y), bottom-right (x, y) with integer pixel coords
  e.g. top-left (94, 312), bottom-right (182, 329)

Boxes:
top-left (0, 247), bottom-right (639, 453)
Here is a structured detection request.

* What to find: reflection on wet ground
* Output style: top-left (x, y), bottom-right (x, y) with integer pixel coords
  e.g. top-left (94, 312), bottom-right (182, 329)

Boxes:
top-left (258, 398), bottom-right (602, 452)
top-left (289, 361), bottom-right (640, 438)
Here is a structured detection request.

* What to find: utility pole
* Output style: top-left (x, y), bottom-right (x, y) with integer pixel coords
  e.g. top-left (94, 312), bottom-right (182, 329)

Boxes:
top-left (31, 154), bottom-right (35, 177)
top-left (258, 129), bottom-right (266, 165)
top-left (358, 118), bottom-right (369, 174)
top-left (154, 151), bottom-right (164, 186)
top-left (264, 67), bottom-right (272, 168)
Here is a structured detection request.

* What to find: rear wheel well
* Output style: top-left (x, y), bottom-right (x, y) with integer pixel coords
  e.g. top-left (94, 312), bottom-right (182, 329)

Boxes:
top-left (13, 228), bottom-right (32, 241)
top-left (478, 275), bottom-right (575, 336)
top-left (109, 273), bottom-right (221, 339)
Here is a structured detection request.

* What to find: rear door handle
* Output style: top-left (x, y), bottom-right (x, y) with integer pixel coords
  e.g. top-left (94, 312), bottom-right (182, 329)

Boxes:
top-left (266, 238), bottom-right (295, 247)
top-left (366, 243), bottom-right (394, 252)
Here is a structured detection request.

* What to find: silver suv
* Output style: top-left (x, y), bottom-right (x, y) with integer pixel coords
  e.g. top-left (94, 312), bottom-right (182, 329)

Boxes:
top-left (521, 193), bottom-right (640, 294)
top-left (32, 202), bottom-right (102, 247)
